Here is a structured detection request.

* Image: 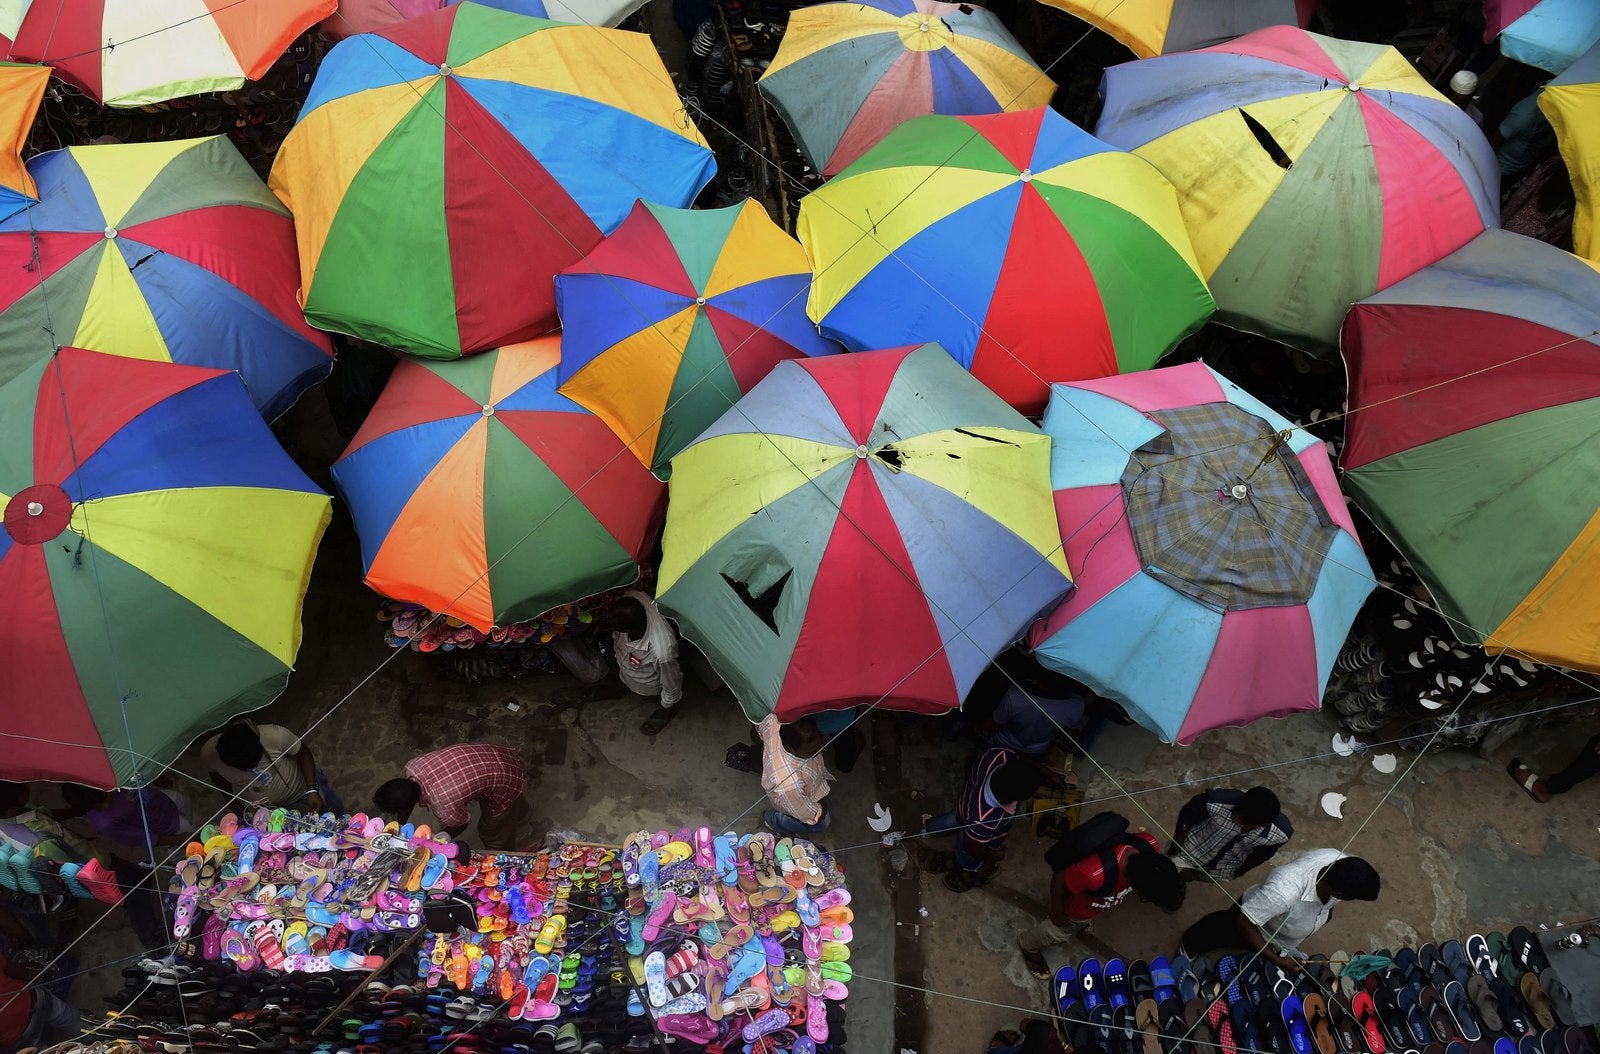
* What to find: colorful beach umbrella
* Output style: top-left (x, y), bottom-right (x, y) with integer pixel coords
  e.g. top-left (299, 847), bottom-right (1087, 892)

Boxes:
top-left (1341, 230), bottom-right (1600, 671)
top-left (756, 0), bottom-right (1055, 178)
top-left (1034, 0), bottom-right (1314, 58)
top-left (7, 0), bottom-right (336, 107)
top-left (554, 199), bottom-right (842, 479)
top-left (1484, 0), bottom-right (1600, 74)
top-left (1541, 42), bottom-right (1600, 263)
top-left (1028, 362), bottom-right (1373, 743)
top-left (322, 0), bottom-right (642, 39)
top-left (1095, 26), bottom-right (1499, 355)
top-left (0, 349), bottom-right (331, 789)
top-left (658, 343), bottom-right (1072, 722)
top-left (0, 63), bottom-right (46, 220)
top-left (0, 137), bottom-right (334, 421)
top-left (270, 2), bottom-right (716, 360)
top-left (332, 336), bottom-right (664, 633)
top-left (798, 107), bottom-right (1213, 415)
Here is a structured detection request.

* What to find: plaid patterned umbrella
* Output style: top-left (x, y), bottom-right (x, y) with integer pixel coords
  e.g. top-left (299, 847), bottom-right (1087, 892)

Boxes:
top-left (1029, 362), bottom-right (1373, 743)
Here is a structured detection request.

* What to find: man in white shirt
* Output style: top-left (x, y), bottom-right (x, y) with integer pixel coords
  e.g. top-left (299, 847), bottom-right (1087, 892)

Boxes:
top-left (606, 590), bottom-right (684, 736)
top-left (1177, 848), bottom-right (1380, 970)
top-left (199, 721), bottom-right (342, 812)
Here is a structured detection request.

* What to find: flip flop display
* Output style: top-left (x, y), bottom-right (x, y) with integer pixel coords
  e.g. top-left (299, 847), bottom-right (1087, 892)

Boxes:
top-left (1052, 927), bottom-right (1589, 1054)
top-left (162, 811), bottom-right (849, 1052)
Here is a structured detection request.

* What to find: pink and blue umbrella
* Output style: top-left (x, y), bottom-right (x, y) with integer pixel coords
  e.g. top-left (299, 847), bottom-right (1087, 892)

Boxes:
top-left (1028, 362), bottom-right (1374, 743)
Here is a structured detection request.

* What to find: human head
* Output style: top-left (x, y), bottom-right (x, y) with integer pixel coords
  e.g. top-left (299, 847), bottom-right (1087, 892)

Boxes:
top-left (607, 596), bottom-right (646, 638)
top-left (778, 717), bottom-right (824, 759)
top-left (60, 783), bottom-right (112, 812)
top-left (216, 722), bottom-right (264, 770)
top-left (1324, 856), bottom-right (1380, 902)
top-left (373, 778), bottom-right (422, 822)
top-left (1233, 786), bottom-right (1281, 829)
top-left (0, 781), bottom-right (30, 815)
top-left (1126, 851), bottom-right (1185, 913)
top-left (989, 758), bottom-right (1044, 805)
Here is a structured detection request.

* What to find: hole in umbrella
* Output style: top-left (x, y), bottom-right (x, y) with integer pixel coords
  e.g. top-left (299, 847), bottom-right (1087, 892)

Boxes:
top-left (1239, 109), bottom-right (1293, 170)
top-left (720, 569), bottom-right (791, 634)
top-left (952, 427), bottom-right (1018, 446)
top-left (873, 446), bottom-right (904, 471)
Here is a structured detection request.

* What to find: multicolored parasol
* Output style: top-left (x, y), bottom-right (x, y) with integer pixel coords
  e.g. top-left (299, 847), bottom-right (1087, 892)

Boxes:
top-left (798, 107), bottom-right (1213, 415)
top-left (658, 343), bottom-right (1072, 722)
top-left (757, 0), bottom-right (1055, 178)
top-left (1029, 362), bottom-right (1373, 743)
top-left (332, 336), bottom-right (664, 633)
top-left (0, 62), bottom-right (47, 220)
top-left (1095, 26), bottom-right (1498, 354)
top-left (7, 0), bottom-right (336, 106)
top-left (0, 349), bottom-right (331, 788)
top-left (270, 2), bottom-right (716, 359)
top-left (554, 199), bottom-right (841, 479)
top-left (1484, 0), bottom-right (1600, 74)
top-left (1033, 0), bottom-right (1314, 58)
top-left (0, 137), bottom-right (334, 420)
top-left (1541, 41), bottom-right (1599, 263)
top-left (1342, 229), bottom-right (1600, 670)
top-left (322, 0), bottom-right (643, 39)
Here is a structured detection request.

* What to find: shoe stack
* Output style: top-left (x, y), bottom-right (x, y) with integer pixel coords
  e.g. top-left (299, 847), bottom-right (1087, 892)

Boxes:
top-left (619, 827), bottom-right (851, 1050)
top-left (1052, 929), bottom-right (1597, 1054)
top-left (378, 595), bottom-right (608, 655)
top-left (169, 809), bottom-right (458, 975)
top-left (0, 840), bottom-right (123, 905)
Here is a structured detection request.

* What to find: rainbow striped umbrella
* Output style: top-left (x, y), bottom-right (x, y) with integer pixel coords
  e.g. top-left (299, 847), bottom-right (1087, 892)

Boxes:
top-left (756, 0), bottom-right (1055, 178)
top-left (0, 63), bottom-right (46, 220)
top-left (1542, 42), bottom-right (1599, 263)
top-left (323, 0), bottom-right (642, 38)
top-left (0, 137), bottom-right (334, 421)
top-left (0, 349), bottom-right (331, 788)
top-left (1484, 0), bottom-right (1600, 74)
top-left (554, 199), bottom-right (841, 479)
top-left (1096, 26), bottom-right (1499, 355)
top-left (7, 0), bottom-right (335, 107)
top-left (1342, 230), bottom-right (1600, 671)
top-left (1029, 363), bottom-right (1373, 743)
top-left (799, 107), bottom-right (1213, 415)
top-left (332, 336), bottom-right (664, 632)
top-left (269, 2), bottom-right (716, 360)
top-left (1035, 0), bottom-right (1313, 58)
top-left (658, 344), bottom-right (1072, 722)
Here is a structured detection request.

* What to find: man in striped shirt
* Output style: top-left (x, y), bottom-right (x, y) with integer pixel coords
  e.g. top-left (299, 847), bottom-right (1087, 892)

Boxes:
top-left (922, 747), bottom-right (1043, 892)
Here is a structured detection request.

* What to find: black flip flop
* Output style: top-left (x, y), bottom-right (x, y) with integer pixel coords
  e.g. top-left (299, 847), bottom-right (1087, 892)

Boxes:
top-left (1130, 959), bottom-right (1156, 1002)
top-left (1421, 986), bottom-right (1457, 1041)
top-left (1489, 975), bottom-right (1529, 1035)
top-left (1375, 985), bottom-right (1412, 1051)
top-left (1510, 927), bottom-right (1550, 974)
top-left (640, 705), bottom-right (679, 736)
top-left (1420, 944), bottom-right (1449, 989)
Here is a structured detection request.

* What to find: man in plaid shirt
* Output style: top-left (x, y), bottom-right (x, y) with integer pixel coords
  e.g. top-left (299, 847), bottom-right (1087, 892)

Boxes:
top-left (374, 744), bottom-right (529, 850)
top-left (1169, 786), bottom-right (1292, 882)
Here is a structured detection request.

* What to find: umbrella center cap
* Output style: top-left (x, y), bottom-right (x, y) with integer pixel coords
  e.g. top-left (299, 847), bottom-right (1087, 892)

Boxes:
top-left (1019, 168), bottom-right (1033, 183)
top-left (1229, 483), bottom-right (1248, 500)
top-left (481, 403), bottom-right (494, 417)
top-left (855, 444), bottom-right (869, 459)
top-left (438, 63), bottom-right (452, 76)
top-left (1346, 80), bottom-right (1360, 91)
top-left (103, 226), bottom-right (117, 239)
top-left (696, 296), bottom-right (706, 306)
top-left (920, 20), bottom-right (929, 30)
top-left (4, 483), bottom-right (72, 545)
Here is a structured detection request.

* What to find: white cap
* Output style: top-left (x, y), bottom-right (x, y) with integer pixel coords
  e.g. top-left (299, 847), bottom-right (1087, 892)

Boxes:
top-left (1450, 70), bottom-right (1478, 96)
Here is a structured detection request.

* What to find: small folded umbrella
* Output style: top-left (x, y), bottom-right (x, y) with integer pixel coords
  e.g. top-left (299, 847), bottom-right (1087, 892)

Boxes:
top-left (1484, 0), bottom-right (1600, 74)
top-left (554, 199), bottom-right (841, 478)
top-left (799, 107), bottom-right (1213, 414)
top-left (0, 137), bottom-right (335, 420)
top-left (658, 343), bottom-right (1072, 722)
top-left (1342, 229), bottom-right (1600, 670)
top-left (1540, 41), bottom-right (1600, 262)
top-left (322, 0), bottom-right (643, 38)
top-left (270, 2), bottom-right (716, 359)
top-left (757, 0), bottom-right (1055, 177)
top-left (1096, 26), bottom-right (1499, 354)
top-left (1029, 362), bottom-right (1373, 743)
top-left (8, 0), bottom-right (337, 106)
top-left (0, 349), bottom-right (331, 788)
top-left (332, 336), bottom-right (665, 632)
top-left (1034, 0), bottom-right (1314, 58)
top-left (0, 63), bottom-right (47, 221)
